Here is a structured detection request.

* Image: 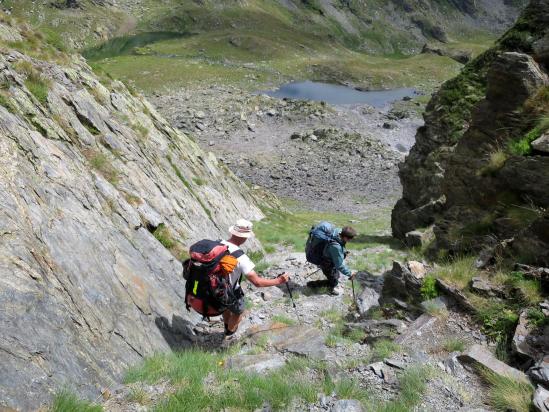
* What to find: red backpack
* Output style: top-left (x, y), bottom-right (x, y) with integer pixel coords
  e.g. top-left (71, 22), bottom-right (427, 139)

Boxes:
top-left (184, 240), bottom-right (243, 317)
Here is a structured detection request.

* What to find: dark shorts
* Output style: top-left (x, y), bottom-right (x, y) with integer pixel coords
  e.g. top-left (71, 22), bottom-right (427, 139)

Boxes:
top-left (224, 289), bottom-right (246, 315)
top-left (225, 296), bottom-right (245, 315)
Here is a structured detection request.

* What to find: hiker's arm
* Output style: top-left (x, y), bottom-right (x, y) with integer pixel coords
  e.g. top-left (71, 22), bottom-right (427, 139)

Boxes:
top-left (327, 244), bottom-right (352, 277)
top-left (246, 271), bottom-right (289, 287)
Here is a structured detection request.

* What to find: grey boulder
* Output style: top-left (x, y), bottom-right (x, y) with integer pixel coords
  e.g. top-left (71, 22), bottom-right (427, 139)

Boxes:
top-left (357, 287), bottom-right (380, 315)
top-left (534, 385), bottom-right (549, 412)
top-left (331, 399), bottom-right (364, 412)
top-left (226, 354), bottom-right (286, 374)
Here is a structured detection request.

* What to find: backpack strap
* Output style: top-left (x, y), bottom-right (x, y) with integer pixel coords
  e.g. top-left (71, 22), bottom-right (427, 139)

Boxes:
top-left (229, 249), bottom-right (246, 286)
top-left (231, 249), bottom-right (245, 259)
top-left (321, 239), bottom-right (340, 266)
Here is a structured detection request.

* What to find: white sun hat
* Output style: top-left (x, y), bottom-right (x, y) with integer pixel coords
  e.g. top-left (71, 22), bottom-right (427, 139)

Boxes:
top-left (229, 219), bottom-right (255, 238)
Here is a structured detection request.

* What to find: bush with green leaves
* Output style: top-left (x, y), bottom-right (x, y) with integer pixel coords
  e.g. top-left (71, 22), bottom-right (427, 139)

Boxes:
top-left (473, 299), bottom-right (519, 340)
top-left (420, 276), bottom-right (438, 300)
top-left (527, 308), bottom-right (549, 328)
top-left (508, 115), bottom-right (549, 156)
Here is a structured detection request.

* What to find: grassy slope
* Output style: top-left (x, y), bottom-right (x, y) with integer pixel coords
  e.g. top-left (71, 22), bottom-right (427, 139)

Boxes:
top-left (2, 0), bottom-right (504, 92)
top-left (88, 0), bottom-right (493, 92)
top-left (254, 201), bottom-right (409, 274)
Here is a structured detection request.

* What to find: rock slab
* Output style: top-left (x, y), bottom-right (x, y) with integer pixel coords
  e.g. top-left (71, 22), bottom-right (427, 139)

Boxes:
top-left (534, 385), bottom-right (549, 412)
top-left (254, 326), bottom-right (328, 360)
top-left (226, 354), bottom-right (286, 374)
top-left (331, 399), bottom-right (364, 412)
top-left (458, 344), bottom-right (529, 383)
top-left (357, 287), bottom-right (380, 315)
top-left (0, 25), bottom-right (263, 410)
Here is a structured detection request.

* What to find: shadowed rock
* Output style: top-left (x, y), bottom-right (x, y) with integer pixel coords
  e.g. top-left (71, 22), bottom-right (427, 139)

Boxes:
top-left (458, 344), bottom-right (529, 383)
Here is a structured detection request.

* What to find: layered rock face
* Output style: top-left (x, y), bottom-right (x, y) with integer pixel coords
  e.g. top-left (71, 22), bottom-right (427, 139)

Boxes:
top-left (393, 0), bottom-right (549, 264)
top-left (0, 23), bottom-right (262, 410)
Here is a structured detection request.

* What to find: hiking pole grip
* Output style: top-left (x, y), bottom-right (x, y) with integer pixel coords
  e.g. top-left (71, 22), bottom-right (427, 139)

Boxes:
top-left (278, 273), bottom-right (297, 309)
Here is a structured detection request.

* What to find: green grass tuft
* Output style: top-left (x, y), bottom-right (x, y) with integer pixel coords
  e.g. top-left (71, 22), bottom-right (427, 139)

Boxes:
top-left (508, 116), bottom-right (549, 156)
top-left (320, 308), bottom-right (343, 323)
top-left (480, 368), bottom-right (533, 412)
top-left (51, 390), bottom-right (103, 412)
top-left (271, 314), bottom-right (297, 326)
top-left (85, 150), bottom-right (119, 185)
top-left (505, 271), bottom-right (543, 305)
top-left (131, 122), bottom-right (149, 139)
top-left (479, 149), bottom-right (508, 176)
top-left (153, 223), bottom-right (176, 250)
top-left (192, 177), bottom-right (206, 186)
top-left (25, 71), bottom-right (50, 105)
top-left (379, 366), bottom-right (432, 412)
top-left (126, 387), bottom-right (150, 406)
top-left (333, 378), bottom-right (370, 404)
top-left (442, 338), bottom-right (466, 352)
top-left (527, 308), bottom-right (549, 328)
top-left (468, 295), bottom-right (519, 341)
top-left (431, 256), bottom-right (476, 289)
top-left (370, 339), bottom-right (401, 362)
top-left (0, 91), bottom-right (16, 112)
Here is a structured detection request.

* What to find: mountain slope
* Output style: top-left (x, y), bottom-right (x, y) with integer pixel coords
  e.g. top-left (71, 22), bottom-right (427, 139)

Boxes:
top-left (392, 0), bottom-right (549, 264)
top-left (0, 0), bottom-right (526, 93)
top-left (1, 0), bottom-right (527, 53)
top-left (0, 18), bottom-right (263, 410)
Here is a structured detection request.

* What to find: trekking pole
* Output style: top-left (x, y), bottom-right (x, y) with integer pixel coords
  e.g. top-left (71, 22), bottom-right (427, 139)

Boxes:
top-left (350, 276), bottom-right (359, 313)
top-left (304, 268), bottom-right (321, 280)
top-left (278, 273), bottom-right (302, 325)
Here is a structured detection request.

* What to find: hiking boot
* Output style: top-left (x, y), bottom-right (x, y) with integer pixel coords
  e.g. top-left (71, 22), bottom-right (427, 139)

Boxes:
top-left (330, 285), bottom-right (344, 296)
top-left (220, 332), bottom-right (239, 349)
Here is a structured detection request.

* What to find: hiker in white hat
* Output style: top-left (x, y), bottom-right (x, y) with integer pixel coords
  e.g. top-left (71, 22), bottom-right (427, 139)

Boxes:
top-left (221, 218), bottom-right (290, 342)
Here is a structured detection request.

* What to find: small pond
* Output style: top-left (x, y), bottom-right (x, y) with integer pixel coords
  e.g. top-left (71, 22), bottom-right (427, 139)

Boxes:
top-left (83, 32), bottom-right (187, 61)
top-left (262, 81), bottom-right (416, 107)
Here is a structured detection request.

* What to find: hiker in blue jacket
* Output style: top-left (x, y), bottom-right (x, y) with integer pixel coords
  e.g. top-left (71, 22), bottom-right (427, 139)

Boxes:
top-left (306, 222), bottom-right (357, 295)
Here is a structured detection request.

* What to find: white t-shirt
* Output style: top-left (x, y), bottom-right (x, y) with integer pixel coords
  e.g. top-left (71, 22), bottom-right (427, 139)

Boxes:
top-left (221, 240), bottom-right (255, 287)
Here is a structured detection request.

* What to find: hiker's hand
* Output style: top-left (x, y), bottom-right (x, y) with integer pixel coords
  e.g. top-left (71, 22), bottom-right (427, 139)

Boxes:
top-left (349, 271), bottom-right (358, 280)
top-left (277, 273), bottom-right (290, 284)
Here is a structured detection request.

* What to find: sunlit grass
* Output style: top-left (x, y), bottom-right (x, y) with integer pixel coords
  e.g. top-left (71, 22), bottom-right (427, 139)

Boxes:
top-left (480, 368), bottom-right (533, 412)
top-left (431, 256), bottom-right (477, 289)
top-left (370, 339), bottom-right (402, 362)
top-left (379, 366), bottom-right (433, 412)
top-left (442, 338), bottom-right (466, 352)
top-left (254, 204), bottom-right (401, 252)
top-left (125, 349), bottom-right (366, 411)
top-left (51, 390), bottom-right (102, 412)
